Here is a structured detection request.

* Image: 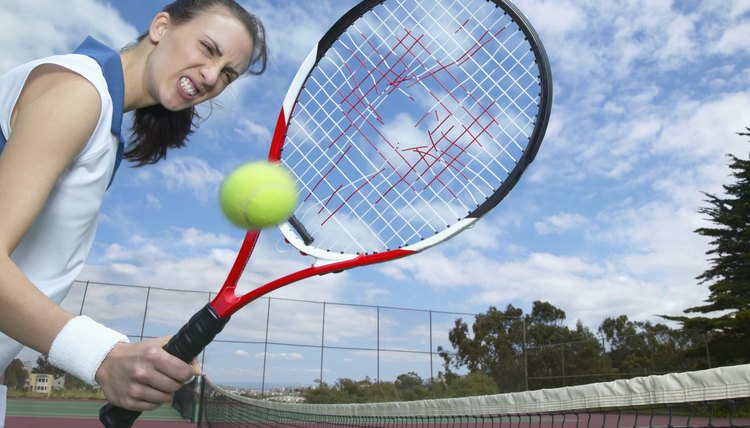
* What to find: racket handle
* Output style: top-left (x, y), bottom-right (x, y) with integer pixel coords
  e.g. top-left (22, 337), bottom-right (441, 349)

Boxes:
top-left (164, 303), bottom-right (230, 362)
top-left (99, 304), bottom-right (230, 428)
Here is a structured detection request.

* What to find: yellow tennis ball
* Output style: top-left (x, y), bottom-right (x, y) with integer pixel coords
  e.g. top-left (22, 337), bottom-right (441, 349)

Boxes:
top-left (219, 161), bottom-right (298, 229)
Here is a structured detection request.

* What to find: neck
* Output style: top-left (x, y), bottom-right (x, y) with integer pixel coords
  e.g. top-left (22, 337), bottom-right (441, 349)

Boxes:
top-left (120, 41), bottom-right (156, 112)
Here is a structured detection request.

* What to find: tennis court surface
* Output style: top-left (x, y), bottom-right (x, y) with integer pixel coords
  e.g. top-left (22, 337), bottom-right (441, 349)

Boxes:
top-left (5, 398), bottom-right (193, 427)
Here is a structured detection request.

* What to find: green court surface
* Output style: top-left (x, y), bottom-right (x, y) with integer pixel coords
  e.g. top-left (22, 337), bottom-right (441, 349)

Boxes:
top-left (6, 398), bottom-right (185, 420)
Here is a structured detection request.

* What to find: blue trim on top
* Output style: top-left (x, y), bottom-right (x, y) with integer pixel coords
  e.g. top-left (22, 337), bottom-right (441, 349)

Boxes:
top-left (0, 37), bottom-right (124, 189)
top-left (73, 36), bottom-right (126, 189)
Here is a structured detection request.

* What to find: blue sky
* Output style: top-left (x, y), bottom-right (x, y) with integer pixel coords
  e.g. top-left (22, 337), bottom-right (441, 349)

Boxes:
top-left (2, 1), bottom-right (750, 386)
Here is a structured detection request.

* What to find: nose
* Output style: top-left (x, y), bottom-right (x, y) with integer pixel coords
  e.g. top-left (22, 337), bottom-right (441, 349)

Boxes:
top-left (199, 64), bottom-right (222, 90)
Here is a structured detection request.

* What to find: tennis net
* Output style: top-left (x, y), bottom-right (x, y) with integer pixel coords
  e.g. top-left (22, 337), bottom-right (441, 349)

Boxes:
top-left (189, 364), bottom-right (750, 427)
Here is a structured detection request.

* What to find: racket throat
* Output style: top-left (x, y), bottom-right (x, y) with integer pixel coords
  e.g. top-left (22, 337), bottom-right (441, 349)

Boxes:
top-left (164, 304), bottom-right (231, 362)
top-left (211, 292), bottom-right (245, 319)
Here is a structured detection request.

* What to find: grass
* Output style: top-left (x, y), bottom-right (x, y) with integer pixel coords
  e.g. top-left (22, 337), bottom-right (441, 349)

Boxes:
top-left (7, 387), bottom-right (105, 400)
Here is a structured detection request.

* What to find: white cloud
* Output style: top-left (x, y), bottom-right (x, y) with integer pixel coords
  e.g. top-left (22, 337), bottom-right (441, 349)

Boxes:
top-left (234, 117), bottom-right (272, 142)
top-left (179, 227), bottom-right (235, 247)
top-left (145, 193), bottom-right (162, 210)
top-left (234, 349), bottom-right (250, 357)
top-left (271, 352), bottom-right (304, 361)
top-left (657, 92), bottom-right (750, 162)
top-left (156, 156), bottom-right (226, 202)
top-left (713, 20), bottom-right (750, 56)
top-left (0, 0), bottom-right (136, 73)
top-left (243, 1), bottom-right (343, 66)
top-left (534, 212), bottom-right (587, 235)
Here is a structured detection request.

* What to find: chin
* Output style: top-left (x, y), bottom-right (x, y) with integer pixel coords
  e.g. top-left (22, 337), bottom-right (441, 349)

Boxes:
top-left (161, 100), bottom-right (191, 112)
top-left (160, 92), bottom-right (192, 111)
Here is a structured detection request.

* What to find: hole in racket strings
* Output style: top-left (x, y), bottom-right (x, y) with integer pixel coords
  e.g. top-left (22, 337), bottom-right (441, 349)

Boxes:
top-left (230, 230), bottom-right (324, 298)
top-left (274, 238), bottom-right (290, 254)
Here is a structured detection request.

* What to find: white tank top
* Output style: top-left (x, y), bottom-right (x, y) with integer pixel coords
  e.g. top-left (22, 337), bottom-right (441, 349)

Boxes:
top-left (0, 53), bottom-right (119, 370)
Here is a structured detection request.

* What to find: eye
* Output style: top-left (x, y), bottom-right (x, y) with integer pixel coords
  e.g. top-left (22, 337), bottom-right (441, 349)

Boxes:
top-left (200, 41), bottom-right (214, 56)
top-left (222, 69), bottom-right (239, 85)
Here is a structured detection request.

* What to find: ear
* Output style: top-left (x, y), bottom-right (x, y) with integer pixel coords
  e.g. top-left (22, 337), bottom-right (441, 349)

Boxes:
top-left (148, 12), bottom-right (171, 43)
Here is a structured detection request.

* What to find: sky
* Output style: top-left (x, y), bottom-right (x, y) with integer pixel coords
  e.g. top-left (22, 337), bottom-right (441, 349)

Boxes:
top-left (2, 0), bottom-right (750, 386)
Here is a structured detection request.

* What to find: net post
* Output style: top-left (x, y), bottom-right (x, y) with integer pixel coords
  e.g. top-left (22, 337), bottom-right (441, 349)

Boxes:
top-left (189, 377), bottom-right (196, 423)
top-left (196, 375), bottom-right (206, 427)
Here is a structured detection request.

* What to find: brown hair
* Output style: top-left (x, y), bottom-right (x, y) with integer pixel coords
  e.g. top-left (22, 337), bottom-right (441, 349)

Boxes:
top-left (125, 0), bottom-right (268, 166)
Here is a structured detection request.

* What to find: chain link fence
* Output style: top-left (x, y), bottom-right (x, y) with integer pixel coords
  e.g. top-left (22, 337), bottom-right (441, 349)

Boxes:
top-left (47, 280), bottom-right (702, 393)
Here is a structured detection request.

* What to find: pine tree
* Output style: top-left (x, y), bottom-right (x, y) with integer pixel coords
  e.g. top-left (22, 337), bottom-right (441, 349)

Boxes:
top-left (664, 129), bottom-right (750, 365)
top-left (3, 359), bottom-right (28, 389)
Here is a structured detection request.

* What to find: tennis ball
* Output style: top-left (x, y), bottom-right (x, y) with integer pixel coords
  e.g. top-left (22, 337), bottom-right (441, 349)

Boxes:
top-left (219, 161), bottom-right (298, 229)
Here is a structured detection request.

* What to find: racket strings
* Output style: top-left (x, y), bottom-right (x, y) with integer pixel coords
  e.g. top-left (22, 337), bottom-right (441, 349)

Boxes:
top-left (282, 0), bottom-right (545, 255)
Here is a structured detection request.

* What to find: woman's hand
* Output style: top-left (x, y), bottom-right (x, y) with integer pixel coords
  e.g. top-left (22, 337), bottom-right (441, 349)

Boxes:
top-left (94, 337), bottom-right (198, 411)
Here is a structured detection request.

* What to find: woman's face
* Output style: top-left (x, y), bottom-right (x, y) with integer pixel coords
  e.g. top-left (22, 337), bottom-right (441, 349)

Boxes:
top-left (147, 8), bottom-right (253, 111)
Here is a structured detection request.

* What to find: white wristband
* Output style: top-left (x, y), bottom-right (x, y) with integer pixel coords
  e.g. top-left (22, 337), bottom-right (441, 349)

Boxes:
top-left (49, 316), bottom-right (129, 385)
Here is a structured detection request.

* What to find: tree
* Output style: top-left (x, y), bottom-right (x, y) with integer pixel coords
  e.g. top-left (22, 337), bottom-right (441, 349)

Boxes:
top-left (524, 304), bottom-right (606, 389)
top-left (439, 302), bottom-right (608, 392)
top-left (438, 304), bottom-right (526, 392)
top-left (394, 372), bottom-right (428, 401)
top-left (303, 381), bottom-right (343, 404)
top-left (599, 315), bottom-right (702, 376)
top-left (3, 359), bottom-right (27, 389)
top-left (366, 381), bottom-right (399, 402)
top-left (303, 377), bottom-right (406, 404)
top-left (664, 130), bottom-right (750, 366)
top-left (32, 354), bottom-right (66, 377)
top-left (32, 353), bottom-right (88, 390)
top-left (444, 371), bottom-right (497, 398)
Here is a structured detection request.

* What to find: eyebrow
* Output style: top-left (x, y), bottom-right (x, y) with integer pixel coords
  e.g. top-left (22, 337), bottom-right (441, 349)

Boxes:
top-left (207, 36), bottom-right (240, 80)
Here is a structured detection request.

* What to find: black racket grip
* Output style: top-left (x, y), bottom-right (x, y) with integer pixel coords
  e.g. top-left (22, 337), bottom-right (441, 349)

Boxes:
top-left (99, 304), bottom-right (230, 428)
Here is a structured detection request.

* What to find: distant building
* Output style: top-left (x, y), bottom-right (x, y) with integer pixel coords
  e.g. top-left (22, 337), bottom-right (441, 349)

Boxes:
top-left (29, 374), bottom-right (52, 396)
top-left (28, 373), bottom-right (65, 395)
top-left (52, 375), bottom-right (65, 390)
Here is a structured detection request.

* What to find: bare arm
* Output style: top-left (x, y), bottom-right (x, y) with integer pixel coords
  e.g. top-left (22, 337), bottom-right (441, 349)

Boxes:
top-left (0, 65), bottom-right (194, 410)
top-left (0, 64), bottom-right (98, 349)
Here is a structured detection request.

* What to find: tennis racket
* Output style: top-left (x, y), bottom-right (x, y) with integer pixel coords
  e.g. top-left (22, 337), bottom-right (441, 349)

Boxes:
top-left (100, 0), bottom-right (551, 425)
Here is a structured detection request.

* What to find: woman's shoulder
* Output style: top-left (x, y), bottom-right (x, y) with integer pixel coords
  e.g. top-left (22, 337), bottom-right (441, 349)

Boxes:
top-left (3, 53), bottom-right (111, 106)
top-left (1, 53), bottom-right (118, 164)
top-left (2, 53), bottom-right (108, 132)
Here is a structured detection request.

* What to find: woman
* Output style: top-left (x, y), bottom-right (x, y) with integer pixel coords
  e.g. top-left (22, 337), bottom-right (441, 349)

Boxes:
top-left (0, 0), bottom-right (267, 418)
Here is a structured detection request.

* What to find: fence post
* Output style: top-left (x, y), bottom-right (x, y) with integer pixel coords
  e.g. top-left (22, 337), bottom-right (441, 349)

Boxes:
top-left (320, 302), bottom-right (326, 388)
top-left (78, 281), bottom-right (90, 316)
top-left (429, 310), bottom-right (434, 389)
top-left (140, 286), bottom-right (151, 342)
top-left (376, 306), bottom-right (380, 383)
top-left (523, 317), bottom-right (529, 391)
top-left (261, 297), bottom-right (271, 396)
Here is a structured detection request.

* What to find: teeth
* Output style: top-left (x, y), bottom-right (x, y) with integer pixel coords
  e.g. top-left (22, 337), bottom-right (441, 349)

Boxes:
top-left (180, 77), bottom-right (196, 96)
